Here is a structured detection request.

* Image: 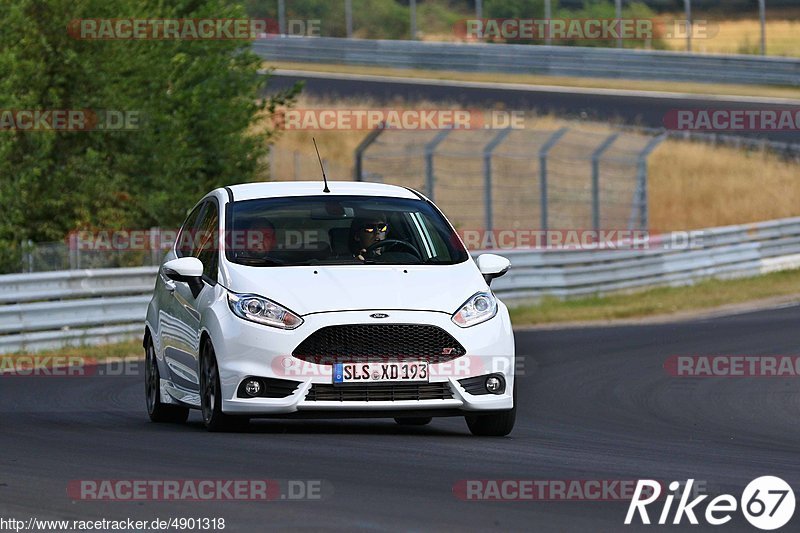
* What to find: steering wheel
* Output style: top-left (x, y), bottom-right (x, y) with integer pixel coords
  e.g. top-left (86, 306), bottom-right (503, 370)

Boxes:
top-left (364, 239), bottom-right (422, 260)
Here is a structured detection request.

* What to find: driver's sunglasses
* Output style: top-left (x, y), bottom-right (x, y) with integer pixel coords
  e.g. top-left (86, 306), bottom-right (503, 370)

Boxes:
top-left (361, 223), bottom-right (388, 234)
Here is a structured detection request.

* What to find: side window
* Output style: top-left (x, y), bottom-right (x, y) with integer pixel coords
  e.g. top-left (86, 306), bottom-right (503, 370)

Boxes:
top-left (194, 201), bottom-right (219, 283)
top-left (176, 203), bottom-right (205, 258)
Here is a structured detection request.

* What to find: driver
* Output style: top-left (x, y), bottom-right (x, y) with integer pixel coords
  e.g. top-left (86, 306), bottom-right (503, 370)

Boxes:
top-left (350, 215), bottom-right (388, 261)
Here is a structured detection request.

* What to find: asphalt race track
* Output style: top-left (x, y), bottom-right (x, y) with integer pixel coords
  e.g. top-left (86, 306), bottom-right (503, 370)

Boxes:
top-left (2, 306), bottom-right (799, 531)
top-left (266, 71), bottom-right (800, 145)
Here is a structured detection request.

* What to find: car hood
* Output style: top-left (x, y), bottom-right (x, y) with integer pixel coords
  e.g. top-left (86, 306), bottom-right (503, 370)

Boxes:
top-left (224, 260), bottom-right (487, 315)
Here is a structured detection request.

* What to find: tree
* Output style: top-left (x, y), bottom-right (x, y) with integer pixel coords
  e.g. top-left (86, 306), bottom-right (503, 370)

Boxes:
top-left (0, 0), bottom-right (299, 273)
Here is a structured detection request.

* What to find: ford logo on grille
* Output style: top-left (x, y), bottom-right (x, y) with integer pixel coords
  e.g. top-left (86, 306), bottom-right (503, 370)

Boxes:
top-left (370, 313), bottom-right (390, 319)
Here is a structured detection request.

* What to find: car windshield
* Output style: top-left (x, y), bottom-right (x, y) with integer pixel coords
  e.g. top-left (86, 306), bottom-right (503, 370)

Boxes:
top-left (226, 195), bottom-right (469, 267)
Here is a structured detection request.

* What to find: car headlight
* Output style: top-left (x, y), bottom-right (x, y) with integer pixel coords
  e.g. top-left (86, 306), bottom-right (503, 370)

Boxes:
top-left (227, 292), bottom-right (303, 330)
top-left (452, 291), bottom-right (497, 328)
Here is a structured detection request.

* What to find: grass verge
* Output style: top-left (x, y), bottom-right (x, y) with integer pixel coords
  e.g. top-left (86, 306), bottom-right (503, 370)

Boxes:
top-left (509, 268), bottom-right (800, 326)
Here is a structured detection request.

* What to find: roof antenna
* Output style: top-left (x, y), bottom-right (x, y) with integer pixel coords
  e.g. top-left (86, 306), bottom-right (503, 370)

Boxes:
top-left (313, 137), bottom-right (330, 193)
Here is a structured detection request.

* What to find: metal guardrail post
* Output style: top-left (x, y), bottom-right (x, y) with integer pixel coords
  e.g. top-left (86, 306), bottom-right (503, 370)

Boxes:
top-left (483, 128), bottom-right (513, 236)
top-left (629, 133), bottom-right (666, 230)
top-left (424, 128), bottom-right (451, 201)
top-left (538, 128), bottom-right (568, 231)
top-left (353, 124), bottom-right (386, 181)
top-left (591, 133), bottom-right (619, 231)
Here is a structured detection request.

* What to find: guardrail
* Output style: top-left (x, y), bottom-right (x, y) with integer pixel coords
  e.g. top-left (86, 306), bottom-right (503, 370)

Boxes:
top-left (3, 217), bottom-right (800, 353)
top-left (253, 37), bottom-right (800, 87)
top-left (490, 217), bottom-right (800, 302)
top-left (0, 268), bottom-right (157, 354)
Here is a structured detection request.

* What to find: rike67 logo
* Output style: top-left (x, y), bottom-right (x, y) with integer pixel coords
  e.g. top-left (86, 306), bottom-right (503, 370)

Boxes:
top-left (626, 477), bottom-right (795, 530)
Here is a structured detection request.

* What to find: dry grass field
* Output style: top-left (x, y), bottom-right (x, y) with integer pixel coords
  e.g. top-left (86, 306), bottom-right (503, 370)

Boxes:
top-left (662, 13), bottom-right (800, 57)
top-left (260, 96), bottom-right (800, 231)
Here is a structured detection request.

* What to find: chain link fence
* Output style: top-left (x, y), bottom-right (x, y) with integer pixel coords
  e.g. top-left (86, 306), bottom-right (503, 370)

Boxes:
top-left (268, 147), bottom-right (351, 182)
top-left (356, 126), bottom-right (665, 233)
top-left (18, 236), bottom-right (168, 274)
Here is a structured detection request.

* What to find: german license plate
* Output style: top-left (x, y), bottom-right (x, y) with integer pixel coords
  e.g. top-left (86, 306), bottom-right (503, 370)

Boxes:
top-left (333, 362), bottom-right (429, 384)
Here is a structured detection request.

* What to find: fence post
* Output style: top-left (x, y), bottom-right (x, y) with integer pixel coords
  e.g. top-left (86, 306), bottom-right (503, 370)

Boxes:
top-left (544, 0), bottom-right (552, 46)
top-left (684, 0), bottom-right (692, 52)
top-left (69, 233), bottom-right (78, 270)
top-left (591, 133), bottom-right (619, 231)
top-left (26, 240), bottom-right (34, 273)
top-left (630, 133), bottom-right (666, 230)
top-left (278, 0), bottom-right (286, 35)
top-left (353, 124), bottom-right (386, 181)
top-left (424, 128), bottom-right (452, 200)
top-left (150, 227), bottom-right (160, 266)
top-left (538, 128), bottom-right (569, 231)
top-left (268, 147), bottom-right (275, 181)
top-left (615, 0), bottom-right (622, 48)
top-left (410, 0), bottom-right (417, 40)
top-left (483, 128), bottom-right (512, 236)
top-left (759, 0), bottom-right (766, 56)
top-left (345, 0), bottom-right (353, 38)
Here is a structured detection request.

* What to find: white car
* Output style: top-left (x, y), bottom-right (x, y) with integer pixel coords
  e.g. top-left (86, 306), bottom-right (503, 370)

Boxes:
top-left (144, 181), bottom-right (516, 435)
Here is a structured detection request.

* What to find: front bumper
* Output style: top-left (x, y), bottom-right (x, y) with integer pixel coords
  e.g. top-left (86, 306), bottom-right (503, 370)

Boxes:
top-left (211, 309), bottom-right (515, 416)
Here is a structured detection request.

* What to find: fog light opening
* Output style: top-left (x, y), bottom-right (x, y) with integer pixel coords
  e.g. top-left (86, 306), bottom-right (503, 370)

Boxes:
top-left (244, 379), bottom-right (263, 397)
top-left (485, 375), bottom-right (505, 394)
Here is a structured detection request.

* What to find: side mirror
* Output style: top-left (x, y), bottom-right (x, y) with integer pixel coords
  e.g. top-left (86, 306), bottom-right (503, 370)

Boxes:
top-left (476, 253), bottom-right (511, 286)
top-left (163, 257), bottom-right (205, 298)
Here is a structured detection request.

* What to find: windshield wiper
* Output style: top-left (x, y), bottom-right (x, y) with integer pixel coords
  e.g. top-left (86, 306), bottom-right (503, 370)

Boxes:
top-left (234, 256), bottom-right (285, 266)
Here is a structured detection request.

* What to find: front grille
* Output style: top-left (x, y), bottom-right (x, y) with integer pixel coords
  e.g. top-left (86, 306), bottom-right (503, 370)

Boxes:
top-left (305, 382), bottom-right (453, 402)
top-left (292, 324), bottom-right (466, 364)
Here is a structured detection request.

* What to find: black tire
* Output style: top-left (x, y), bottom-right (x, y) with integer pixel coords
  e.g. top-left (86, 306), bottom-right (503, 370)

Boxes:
top-left (394, 417), bottom-right (433, 426)
top-left (145, 339), bottom-right (190, 424)
top-left (200, 340), bottom-right (249, 432)
top-left (465, 408), bottom-right (516, 436)
top-left (465, 383), bottom-right (516, 436)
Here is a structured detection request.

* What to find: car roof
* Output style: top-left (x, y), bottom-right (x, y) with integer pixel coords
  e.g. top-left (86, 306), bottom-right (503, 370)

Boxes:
top-left (223, 181), bottom-right (421, 202)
